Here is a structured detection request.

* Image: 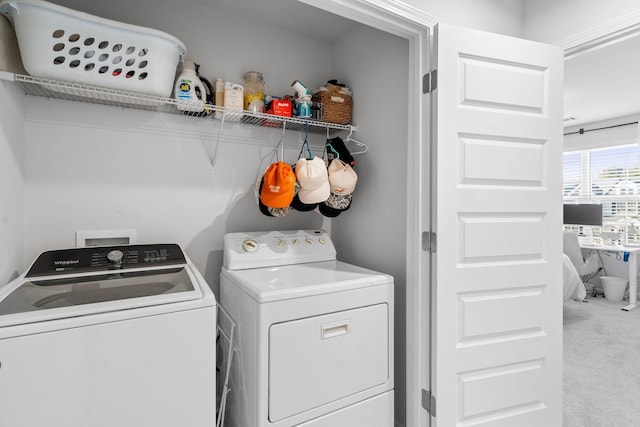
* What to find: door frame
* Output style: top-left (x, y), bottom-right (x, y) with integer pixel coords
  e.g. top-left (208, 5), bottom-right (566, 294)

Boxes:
top-left (297, 1), bottom-right (435, 426)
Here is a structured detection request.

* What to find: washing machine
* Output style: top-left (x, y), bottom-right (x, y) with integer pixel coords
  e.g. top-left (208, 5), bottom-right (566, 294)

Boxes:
top-left (221, 229), bottom-right (394, 427)
top-left (0, 243), bottom-right (217, 427)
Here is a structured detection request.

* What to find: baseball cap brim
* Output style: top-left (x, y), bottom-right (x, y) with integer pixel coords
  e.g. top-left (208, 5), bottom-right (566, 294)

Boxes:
top-left (291, 193), bottom-right (318, 211)
top-left (318, 202), bottom-right (342, 217)
top-left (325, 192), bottom-right (352, 211)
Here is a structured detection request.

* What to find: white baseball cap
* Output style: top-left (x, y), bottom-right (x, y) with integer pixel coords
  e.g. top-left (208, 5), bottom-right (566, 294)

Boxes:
top-left (295, 157), bottom-right (330, 204)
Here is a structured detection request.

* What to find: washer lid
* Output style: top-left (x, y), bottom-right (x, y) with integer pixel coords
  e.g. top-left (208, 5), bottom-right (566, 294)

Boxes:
top-left (222, 260), bottom-right (393, 303)
top-left (0, 266), bottom-right (204, 327)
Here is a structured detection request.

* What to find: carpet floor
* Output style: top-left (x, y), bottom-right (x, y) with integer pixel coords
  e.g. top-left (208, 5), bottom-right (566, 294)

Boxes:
top-left (563, 296), bottom-right (640, 426)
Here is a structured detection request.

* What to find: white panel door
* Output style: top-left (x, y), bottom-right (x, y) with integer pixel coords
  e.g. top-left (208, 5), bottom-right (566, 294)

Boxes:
top-left (431, 23), bottom-right (563, 426)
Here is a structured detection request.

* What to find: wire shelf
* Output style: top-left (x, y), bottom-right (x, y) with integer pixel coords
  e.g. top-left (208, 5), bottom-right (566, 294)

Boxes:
top-left (1, 72), bottom-right (355, 134)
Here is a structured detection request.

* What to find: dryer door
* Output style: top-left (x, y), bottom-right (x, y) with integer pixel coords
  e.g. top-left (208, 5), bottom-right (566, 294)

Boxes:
top-left (268, 303), bottom-right (389, 422)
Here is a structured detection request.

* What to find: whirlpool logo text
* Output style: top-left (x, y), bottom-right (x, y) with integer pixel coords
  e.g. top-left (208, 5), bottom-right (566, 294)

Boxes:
top-left (54, 259), bottom-right (80, 266)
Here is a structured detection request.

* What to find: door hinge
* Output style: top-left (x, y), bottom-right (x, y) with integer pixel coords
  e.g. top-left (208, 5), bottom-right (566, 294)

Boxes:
top-left (422, 389), bottom-right (436, 416)
top-left (422, 231), bottom-right (436, 253)
top-left (423, 69), bottom-right (437, 93)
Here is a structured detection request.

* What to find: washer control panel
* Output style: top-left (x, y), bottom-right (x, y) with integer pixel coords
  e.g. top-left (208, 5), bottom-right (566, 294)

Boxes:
top-left (26, 244), bottom-right (186, 277)
top-left (223, 230), bottom-right (336, 270)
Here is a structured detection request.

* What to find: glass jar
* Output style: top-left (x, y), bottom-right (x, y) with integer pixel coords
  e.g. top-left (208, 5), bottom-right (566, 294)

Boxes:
top-left (243, 71), bottom-right (265, 112)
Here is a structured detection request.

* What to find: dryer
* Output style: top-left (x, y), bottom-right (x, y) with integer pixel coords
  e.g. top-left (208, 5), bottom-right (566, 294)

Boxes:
top-left (0, 244), bottom-right (217, 427)
top-left (221, 230), bottom-right (394, 427)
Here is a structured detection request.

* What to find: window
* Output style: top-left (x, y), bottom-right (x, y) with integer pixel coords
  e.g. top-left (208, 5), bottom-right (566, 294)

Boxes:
top-left (563, 143), bottom-right (640, 243)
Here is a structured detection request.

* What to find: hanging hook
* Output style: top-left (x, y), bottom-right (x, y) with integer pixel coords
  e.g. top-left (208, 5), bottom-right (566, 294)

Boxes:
top-left (208, 110), bottom-right (227, 168)
top-left (345, 126), bottom-right (354, 142)
top-left (278, 121), bottom-right (287, 161)
top-left (347, 136), bottom-right (368, 155)
top-left (344, 126), bottom-right (368, 155)
top-left (303, 123), bottom-right (313, 159)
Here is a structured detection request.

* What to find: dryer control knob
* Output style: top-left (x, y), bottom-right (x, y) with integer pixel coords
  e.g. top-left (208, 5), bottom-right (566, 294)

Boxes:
top-left (242, 239), bottom-right (259, 252)
top-left (107, 250), bottom-right (124, 263)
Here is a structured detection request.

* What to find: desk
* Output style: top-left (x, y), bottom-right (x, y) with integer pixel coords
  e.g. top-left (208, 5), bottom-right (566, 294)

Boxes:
top-left (581, 244), bottom-right (640, 311)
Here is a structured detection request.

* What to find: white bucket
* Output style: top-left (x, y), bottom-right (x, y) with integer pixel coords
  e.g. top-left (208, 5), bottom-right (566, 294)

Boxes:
top-left (600, 276), bottom-right (628, 302)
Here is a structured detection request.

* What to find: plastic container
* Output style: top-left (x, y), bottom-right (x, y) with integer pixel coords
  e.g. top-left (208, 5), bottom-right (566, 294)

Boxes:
top-left (243, 71), bottom-right (264, 112)
top-left (0, 0), bottom-right (186, 97)
top-left (262, 98), bottom-right (292, 127)
top-left (600, 276), bottom-right (628, 302)
top-left (223, 81), bottom-right (243, 122)
top-left (174, 60), bottom-right (206, 112)
top-left (214, 78), bottom-right (225, 119)
top-left (214, 78), bottom-right (224, 106)
top-left (224, 82), bottom-right (243, 109)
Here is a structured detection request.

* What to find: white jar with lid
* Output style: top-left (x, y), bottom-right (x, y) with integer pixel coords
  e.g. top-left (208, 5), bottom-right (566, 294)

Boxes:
top-left (243, 71), bottom-right (265, 112)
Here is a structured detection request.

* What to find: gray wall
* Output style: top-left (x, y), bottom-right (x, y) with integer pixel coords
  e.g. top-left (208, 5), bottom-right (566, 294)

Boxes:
top-left (22, 99), bottom-right (325, 293)
top-left (16, 0), bottom-right (348, 292)
top-left (330, 25), bottom-right (409, 427)
top-left (14, 0), bottom-right (409, 297)
top-left (0, 80), bottom-right (25, 285)
top-left (523, 0), bottom-right (640, 43)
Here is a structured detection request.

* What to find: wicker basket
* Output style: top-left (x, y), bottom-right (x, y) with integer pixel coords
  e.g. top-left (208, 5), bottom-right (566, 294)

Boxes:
top-left (0, 0), bottom-right (186, 97)
top-left (314, 87), bottom-right (352, 125)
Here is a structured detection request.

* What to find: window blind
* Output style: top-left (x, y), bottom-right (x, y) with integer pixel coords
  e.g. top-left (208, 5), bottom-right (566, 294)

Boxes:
top-left (563, 143), bottom-right (640, 242)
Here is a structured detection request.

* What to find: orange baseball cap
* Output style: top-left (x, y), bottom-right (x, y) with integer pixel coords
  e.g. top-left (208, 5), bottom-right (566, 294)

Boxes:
top-left (260, 162), bottom-right (296, 208)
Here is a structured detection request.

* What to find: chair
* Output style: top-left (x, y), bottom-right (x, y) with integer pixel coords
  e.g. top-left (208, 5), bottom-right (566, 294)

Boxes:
top-left (563, 231), bottom-right (599, 281)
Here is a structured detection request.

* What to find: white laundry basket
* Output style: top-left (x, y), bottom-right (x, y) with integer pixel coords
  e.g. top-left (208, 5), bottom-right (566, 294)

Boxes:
top-left (600, 276), bottom-right (628, 302)
top-left (0, 0), bottom-right (186, 97)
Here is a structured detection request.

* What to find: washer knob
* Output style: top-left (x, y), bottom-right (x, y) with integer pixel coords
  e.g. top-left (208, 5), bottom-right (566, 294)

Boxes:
top-left (242, 239), bottom-right (258, 252)
top-left (107, 250), bottom-right (124, 263)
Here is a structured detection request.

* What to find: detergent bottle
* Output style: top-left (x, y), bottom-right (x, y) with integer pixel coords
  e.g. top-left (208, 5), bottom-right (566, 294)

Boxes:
top-left (174, 60), bottom-right (207, 112)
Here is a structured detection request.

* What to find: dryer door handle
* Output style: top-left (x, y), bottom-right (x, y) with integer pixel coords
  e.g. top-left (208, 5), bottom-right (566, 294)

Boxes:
top-left (321, 320), bottom-right (350, 339)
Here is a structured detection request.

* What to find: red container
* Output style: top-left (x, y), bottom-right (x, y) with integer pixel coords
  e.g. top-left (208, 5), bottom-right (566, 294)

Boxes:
top-left (262, 99), bottom-right (292, 127)
top-left (267, 99), bottom-right (292, 117)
